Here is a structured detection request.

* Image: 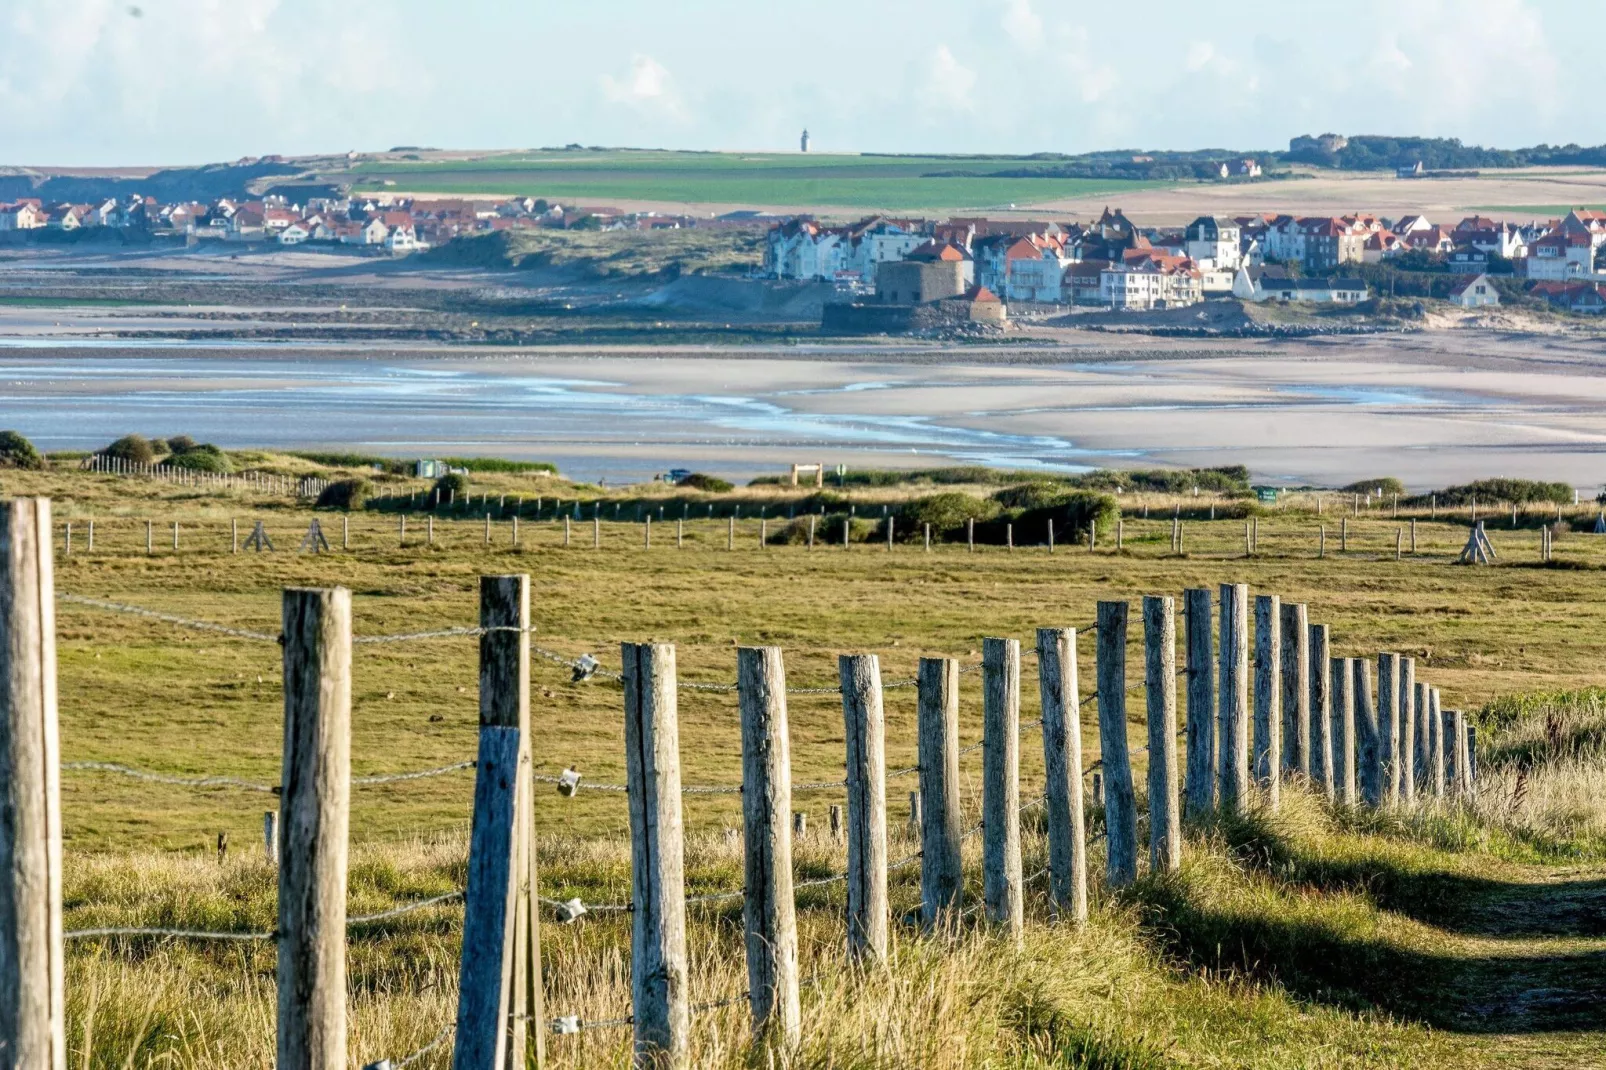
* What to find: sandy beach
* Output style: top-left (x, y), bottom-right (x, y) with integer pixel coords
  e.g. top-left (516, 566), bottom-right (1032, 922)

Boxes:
top-left (3, 328), bottom-right (1605, 492)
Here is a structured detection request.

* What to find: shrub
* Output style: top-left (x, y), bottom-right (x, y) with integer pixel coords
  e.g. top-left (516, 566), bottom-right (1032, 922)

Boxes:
top-left (1012, 490), bottom-right (1119, 543)
top-left (991, 482), bottom-right (1072, 510)
top-left (1072, 466), bottom-right (1250, 494)
top-left (1339, 477), bottom-right (1407, 497)
top-left (0, 431), bottom-right (42, 469)
top-left (432, 472), bottom-right (470, 503)
top-left (164, 435), bottom-right (198, 455)
top-left (1430, 478), bottom-right (1573, 506)
top-left (440, 456), bottom-right (558, 474)
top-left (316, 478), bottom-right (372, 511)
top-left (899, 492), bottom-right (1000, 538)
top-left (166, 444), bottom-right (232, 473)
top-left (100, 434), bottom-right (156, 465)
top-left (678, 472), bottom-right (734, 493)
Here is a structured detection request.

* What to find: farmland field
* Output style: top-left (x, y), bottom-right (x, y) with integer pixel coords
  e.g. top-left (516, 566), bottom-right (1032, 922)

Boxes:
top-left (337, 149), bottom-right (1173, 213)
top-left (20, 461), bottom-right (1606, 1068)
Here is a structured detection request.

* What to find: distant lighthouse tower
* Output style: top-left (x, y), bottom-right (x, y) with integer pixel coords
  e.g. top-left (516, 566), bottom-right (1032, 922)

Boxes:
top-left (800, 128), bottom-right (810, 153)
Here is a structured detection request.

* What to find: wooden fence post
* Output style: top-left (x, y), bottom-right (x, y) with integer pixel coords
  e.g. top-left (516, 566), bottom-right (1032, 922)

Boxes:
top-left (729, 516), bottom-right (736, 551)
top-left (1308, 624), bottom-right (1331, 800)
top-left (839, 654), bottom-right (888, 962)
top-left (1143, 597), bottom-right (1181, 873)
top-left (1036, 628), bottom-right (1087, 920)
top-left (1414, 680), bottom-right (1432, 799)
top-left (0, 499), bottom-right (64, 1070)
top-left (1354, 658), bottom-right (1383, 808)
top-left (1280, 602), bottom-right (1309, 778)
top-left (1429, 687), bottom-right (1446, 798)
top-left (982, 637), bottom-right (1023, 937)
top-left (738, 647), bottom-right (801, 1046)
top-left (594, 516), bottom-right (601, 550)
top-left (1399, 657), bottom-right (1416, 803)
top-left (1253, 594), bottom-right (1281, 808)
top-left (622, 642), bottom-right (689, 1067)
top-left (278, 587), bottom-right (352, 1070)
top-left (1217, 584), bottom-right (1249, 811)
top-left (264, 810), bottom-right (280, 865)
top-left (916, 658), bottom-right (963, 926)
top-left (1183, 588), bottom-right (1215, 819)
top-left (1330, 657), bottom-right (1356, 805)
top-left (1377, 653), bottom-right (1400, 802)
top-left (1098, 602), bottom-right (1138, 886)
top-left (454, 577), bottom-right (541, 1070)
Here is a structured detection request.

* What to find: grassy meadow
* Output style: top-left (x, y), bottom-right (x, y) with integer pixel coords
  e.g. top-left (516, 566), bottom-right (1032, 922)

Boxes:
top-left (339, 149), bottom-right (1170, 212)
top-left (15, 459), bottom-right (1606, 1068)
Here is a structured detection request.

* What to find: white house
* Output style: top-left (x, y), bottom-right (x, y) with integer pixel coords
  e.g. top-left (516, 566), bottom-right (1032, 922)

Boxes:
top-left (0, 202), bottom-right (45, 230)
top-left (1525, 231), bottom-right (1595, 280)
top-left (1185, 216), bottom-right (1243, 271)
top-left (1448, 274), bottom-right (1499, 308)
top-left (385, 223), bottom-right (424, 253)
top-left (1233, 268), bottom-right (1367, 304)
top-left (1100, 258), bottom-right (1202, 310)
top-left (277, 221), bottom-right (313, 245)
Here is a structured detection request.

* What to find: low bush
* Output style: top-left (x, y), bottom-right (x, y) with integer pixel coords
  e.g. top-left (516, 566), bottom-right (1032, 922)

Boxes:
top-left (1427, 478), bottom-right (1573, 506)
top-left (0, 430), bottom-right (42, 469)
top-left (164, 435), bottom-right (198, 455)
top-left (1339, 477), bottom-right (1407, 497)
top-left (99, 434), bottom-right (156, 465)
top-left (1072, 466), bottom-right (1250, 494)
top-left (439, 456), bottom-right (558, 474)
top-left (432, 472), bottom-right (470, 502)
top-left (166, 443), bottom-right (232, 473)
top-left (678, 472), bottom-right (734, 493)
top-left (898, 492), bottom-right (1000, 538)
top-left (316, 478), bottom-right (372, 511)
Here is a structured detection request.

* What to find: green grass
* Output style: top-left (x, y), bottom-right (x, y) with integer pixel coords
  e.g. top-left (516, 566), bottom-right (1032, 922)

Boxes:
top-left (22, 463), bottom-right (1606, 1067)
top-left (335, 149), bottom-right (1173, 212)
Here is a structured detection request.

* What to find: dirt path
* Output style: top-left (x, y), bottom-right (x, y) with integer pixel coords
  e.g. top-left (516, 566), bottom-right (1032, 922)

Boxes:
top-left (1439, 865), bottom-right (1606, 1067)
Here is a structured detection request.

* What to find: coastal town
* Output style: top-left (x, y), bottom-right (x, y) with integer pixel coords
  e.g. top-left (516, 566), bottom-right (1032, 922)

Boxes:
top-left (7, 182), bottom-right (1606, 322)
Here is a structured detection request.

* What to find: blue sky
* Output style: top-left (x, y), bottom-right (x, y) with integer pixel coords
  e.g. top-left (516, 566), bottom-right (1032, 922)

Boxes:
top-left (0, 0), bottom-right (1596, 165)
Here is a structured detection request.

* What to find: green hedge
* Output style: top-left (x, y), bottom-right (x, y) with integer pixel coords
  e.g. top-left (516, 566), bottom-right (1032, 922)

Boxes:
top-left (0, 431), bottom-right (42, 469)
top-left (316, 478), bottom-right (372, 511)
top-left (1425, 478), bottom-right (1573, 506)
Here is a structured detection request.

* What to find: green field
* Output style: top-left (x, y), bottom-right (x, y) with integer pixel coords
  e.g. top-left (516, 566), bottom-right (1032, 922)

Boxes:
top-left (336, 149), bottom-right (1173, 213)
top-left (20, 459), bottom-right (1606, 1068)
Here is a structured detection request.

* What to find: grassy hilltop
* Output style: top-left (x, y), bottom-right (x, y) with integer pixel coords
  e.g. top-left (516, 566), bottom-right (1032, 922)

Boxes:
top-left (339, 149), bottom-right (1172, 212)
top-left (15, 455), bottom-right (1606, 1068)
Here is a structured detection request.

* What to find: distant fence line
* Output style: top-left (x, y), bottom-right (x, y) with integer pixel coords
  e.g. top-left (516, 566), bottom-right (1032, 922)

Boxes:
top-left (4, 493), bottom-right (1491, 1070)
top-left (50, 509), bottom-right (1596, 566)
top-left (84, 452), bottom-right (330, 498)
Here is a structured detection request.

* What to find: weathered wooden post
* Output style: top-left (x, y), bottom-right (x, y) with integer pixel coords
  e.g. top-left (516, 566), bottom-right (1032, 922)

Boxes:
top-left (563, 516), bottom-right (571, 547)
top-left (1144, 597), bottom-right (1181, 873)
top-left (1036, 627), bottom-right (1087, 920)
top-left (738, 647), bottom-right (801, 1045)
top-left (622, 641), bottom-right (689, 1067)
top-left (0, 499), bottom-right (64, 1070)
top-left (644, 516), bottom-right (652, 549)
top-left (839, 654), bottom-right (888, 961)
top-left (1411, 517), bottom-right (1418, 553)
top-left (792, 812), bottom-right (807, 840)
top-left (1280, 602), bottom-right (1309, 778)
top-left (1253, 594), bottom-right (1281, 808)
top-left (1183, 588), bottom-right (1215, 819)
top-left (1414, 680), bottom-right (1432, 799)
top-left (1354, 658), bottom-right (1383, 808)
top-left (917, 657), bottom-right (963, 925)
top-left (1429, 687), bottom-right (1446, 798)
top-left (1098, 602), bottom-right (1138, 887)
top-left (1467, 723), bottom-right (1479, 796)
top-left (1218, 584), bottom-right (1250, 810)
top-left (455, 576), bottom-right (542, 1070)
top-left (1330, 657), bottom-right (1356, 805)
top-left (967, 517), bottom-right (975, 553)
top-left (145, 519), bottom-right (152, 554)
top-left (594, 515), bottom-right (601, 550)
top-left (982, 638), bottom-right (1023, 937)
top-left (1308, 623), bottom-right (1332, 800)
top-left (1399, 657), bottom-right (1416, 803)
top-left (264, 810), bottom-right (280, 865)
top-left (1378, 653), bottom-right (1400, 802)
top-left (278, 586), bottom-right (351, 1070)
top-left (172, 520), bottom-right (179, 551)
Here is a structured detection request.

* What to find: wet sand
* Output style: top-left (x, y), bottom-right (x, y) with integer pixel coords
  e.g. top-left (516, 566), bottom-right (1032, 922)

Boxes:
top-left (3, 329), bottom-right (1605, 492)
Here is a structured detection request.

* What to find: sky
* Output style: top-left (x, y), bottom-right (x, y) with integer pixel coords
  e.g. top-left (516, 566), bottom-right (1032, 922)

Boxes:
top-left (0, 0), bottom-right (1599, 166)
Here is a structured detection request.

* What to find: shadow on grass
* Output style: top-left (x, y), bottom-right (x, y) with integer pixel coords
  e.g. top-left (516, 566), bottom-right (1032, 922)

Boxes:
top-left (1201, 800), bottom-right (1606, 938)
top-left (1133, 859), bottom-right (1606, 1034)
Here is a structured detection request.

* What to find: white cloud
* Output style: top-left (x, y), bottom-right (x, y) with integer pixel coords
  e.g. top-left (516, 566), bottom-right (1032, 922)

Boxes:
top-left (1001, 0), bottom-right (1043, 49)
top-left (600, 54), bottom-right (687, 121)
top-left (918, 45), bottom-right (977, 116)
top-left (1185, 41), bottom-right (1216, 73)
